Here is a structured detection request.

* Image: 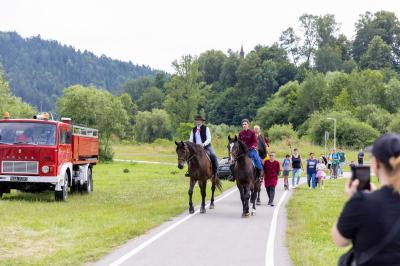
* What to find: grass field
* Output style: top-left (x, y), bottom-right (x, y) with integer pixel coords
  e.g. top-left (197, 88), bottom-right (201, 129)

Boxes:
top-left (286, 177), bottom-right (377, 266)
top-left (0, 162), bottom-right (234, 266)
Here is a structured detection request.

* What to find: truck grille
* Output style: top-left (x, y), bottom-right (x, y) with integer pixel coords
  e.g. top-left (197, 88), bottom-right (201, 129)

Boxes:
top-left (2, 161), bottom-right (39, 175)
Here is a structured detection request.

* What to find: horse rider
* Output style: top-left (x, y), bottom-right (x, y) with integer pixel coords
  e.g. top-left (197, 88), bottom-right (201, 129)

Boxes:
top-left (228, 119), bottom-right (264, 181)
top-left (187, 115), bottom-right (219, 177)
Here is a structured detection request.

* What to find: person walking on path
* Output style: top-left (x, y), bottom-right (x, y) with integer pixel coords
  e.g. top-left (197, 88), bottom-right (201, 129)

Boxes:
top-left (254, 125), bottom-right (269, 160)
top-left (263, 152), bottom-right (280, 206)
top-left (332, 134), bottom-right (400, 266)
top-left (358, 149), bottom-right (365, 165)
top-left (316, 157), bottom-right (327, 189)
top-left (338, 147), bottom-right (346, 177)
top-left (282, 154), bottom-right (291, 191)
top-left (306, 153), bottom-right (318, 189)
top-left (291, 148), bottom-right (303, 189)
top-left (331, 149), bottom-right (340, 179)
top-left (327, 150), bottom-right (333, 178)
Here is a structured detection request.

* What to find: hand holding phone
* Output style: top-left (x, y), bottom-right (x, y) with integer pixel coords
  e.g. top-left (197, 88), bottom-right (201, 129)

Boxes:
top-left (351, 165), bottom-right (371, 191)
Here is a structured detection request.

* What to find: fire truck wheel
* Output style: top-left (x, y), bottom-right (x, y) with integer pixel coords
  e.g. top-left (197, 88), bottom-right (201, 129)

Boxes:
top-left (55, 174), bottom-right (68, 201)
top-left (82, 167), bottom-right (93, 193)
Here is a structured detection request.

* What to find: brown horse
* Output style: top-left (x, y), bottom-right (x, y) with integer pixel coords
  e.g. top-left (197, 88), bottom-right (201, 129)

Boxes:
top-left (228, 135), bottom-right (261, 217)
top-left (175, 141), bottom-right (222, 214)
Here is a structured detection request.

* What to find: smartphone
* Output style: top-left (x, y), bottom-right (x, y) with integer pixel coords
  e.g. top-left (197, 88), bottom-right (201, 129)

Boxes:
top-left (351, 165), bottom-right (371, 191)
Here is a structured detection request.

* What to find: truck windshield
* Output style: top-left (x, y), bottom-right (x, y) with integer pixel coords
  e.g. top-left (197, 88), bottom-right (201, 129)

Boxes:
top-left (0, 122), bottom-right (56, 145)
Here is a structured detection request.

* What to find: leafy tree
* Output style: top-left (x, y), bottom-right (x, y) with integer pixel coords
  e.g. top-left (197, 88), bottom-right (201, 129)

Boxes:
top-left (164, 55), bottom-right (209, 125)
top-left (332, 88), bottom-right (353, 111)
top-left (57, 85), bottom-right (129, 160)
top-left (360, 36), bottom-right (392, 69)
top-left (347, 70), bottom-right (386, 107)
top-left (133, 109), bottom-right (172, 143)
top-left (315, 45), bottom-right (343, 73)
top-left (388, 113), bottom-right (400, 132)
top-left (137, 87), bottom-right (165, 111)
top-left (385, 78), bottom-right (400, 113)
top-left (279, 27), bottom-right (300, 64)
top-left (299, 14), bottom-right (318, 65)
top-left (316, 14), bottom-right (339, 47)
top-left (268, 124), bottom-right (298, 142)
top-left (123, 76), bottom-right (154, 101)
top-left (219, 50), bottom-right (240, 89)
top-left (354, 104), bottom-right (392, 133)
top-left (353, 11), bottom-right (400, 67)
top-left (198, 50), bottom-right (227, 85)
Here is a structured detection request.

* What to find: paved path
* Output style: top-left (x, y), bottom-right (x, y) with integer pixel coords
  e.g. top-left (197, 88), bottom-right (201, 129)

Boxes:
top-left (94, 179), bottom-right (297, 266)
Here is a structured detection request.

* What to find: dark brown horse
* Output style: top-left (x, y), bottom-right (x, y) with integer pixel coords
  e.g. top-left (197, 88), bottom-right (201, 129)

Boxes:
top-left (175, 141), bottom-right (222, 214)
top-left (228, 135), bottom-right (261, 217)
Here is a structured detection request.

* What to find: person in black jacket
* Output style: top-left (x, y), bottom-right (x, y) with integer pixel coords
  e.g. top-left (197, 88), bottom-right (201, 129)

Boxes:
top-left (332, 134), bottom-right (400, 265)
top-left (188, 115), bottom-right (218, 176)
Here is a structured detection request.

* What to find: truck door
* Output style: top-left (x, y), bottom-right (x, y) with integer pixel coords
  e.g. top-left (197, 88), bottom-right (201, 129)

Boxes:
top-left (58, 125), bottom-right (72, 172)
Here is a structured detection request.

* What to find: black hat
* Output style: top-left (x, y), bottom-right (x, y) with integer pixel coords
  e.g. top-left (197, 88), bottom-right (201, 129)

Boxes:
top-left (194, 115), bottom-right (205, 121)
top-left (366, 134), bottom-right (400, 164)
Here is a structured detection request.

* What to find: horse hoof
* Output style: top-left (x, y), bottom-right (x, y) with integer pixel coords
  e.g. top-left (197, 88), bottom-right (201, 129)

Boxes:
top-left (200, 208), bottom-right (206, 214)
top-left (209, 203), bottom-right (215, 209)
top-left (242, 212), bottom-right (250, 218)
top-left (189, 207), bottom-right (195, 214)
top-left (251, 209), bottom-right (256, 216)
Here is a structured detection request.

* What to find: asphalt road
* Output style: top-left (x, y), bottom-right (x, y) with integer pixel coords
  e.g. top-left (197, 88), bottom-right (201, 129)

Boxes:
top-left (94, 178), bottom-right (296, 266)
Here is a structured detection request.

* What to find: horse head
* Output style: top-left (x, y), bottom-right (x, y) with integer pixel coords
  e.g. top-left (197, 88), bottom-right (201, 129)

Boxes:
top-left (227, 135), bottom-right (245, 163)
top-left (175, 141), bottom-right (189, 169)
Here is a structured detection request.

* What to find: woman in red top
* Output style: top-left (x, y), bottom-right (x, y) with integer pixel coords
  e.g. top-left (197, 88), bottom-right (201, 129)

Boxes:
top-left (263, 152), bottom-right (280, 207)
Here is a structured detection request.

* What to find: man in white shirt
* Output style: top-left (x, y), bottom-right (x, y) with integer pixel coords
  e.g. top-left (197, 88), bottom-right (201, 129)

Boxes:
top-left (188, 115), bottom-right (218, 176)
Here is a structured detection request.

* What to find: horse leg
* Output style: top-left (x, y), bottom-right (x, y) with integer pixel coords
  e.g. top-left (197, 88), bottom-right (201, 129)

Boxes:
top-left (251, 188), bottom-right (257, 216)
top-left (256, 189), bottom-right (261, 205)
top-left (237, 183), bottom-right (246, 217)
top-left (244, 186), bottom-right (251, 217)
top-left (188, 177), bottom-right (196, 214)
top-left (210, 179), bottom-right (216, 209)
top-left (199, 180), bottom-right (207, 214)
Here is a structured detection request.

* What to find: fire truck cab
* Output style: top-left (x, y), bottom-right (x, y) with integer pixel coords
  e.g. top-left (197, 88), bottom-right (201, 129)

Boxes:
top-left (0, 113), bottom-right (99, 201)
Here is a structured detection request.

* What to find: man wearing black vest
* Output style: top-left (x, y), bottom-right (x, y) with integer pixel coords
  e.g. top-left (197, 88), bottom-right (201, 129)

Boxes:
top-left (188, 115), bottom-right (218, 176)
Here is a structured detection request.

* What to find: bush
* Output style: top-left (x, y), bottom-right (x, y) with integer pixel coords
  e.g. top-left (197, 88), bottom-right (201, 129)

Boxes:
top-left (268, 124), bottom-right (298, 143)
top-left (133, 109), bottom-right (172, 143)
top-left (99, 141), bottom-right (114, 162)
top-left (174, 122), bottom-right (193, 141)
top-left (305, 110), bottom-right (380, 148)
top-left (208, 123), bottom-right (240, 145)
top-left (355, 104), bottom-right (392, 133)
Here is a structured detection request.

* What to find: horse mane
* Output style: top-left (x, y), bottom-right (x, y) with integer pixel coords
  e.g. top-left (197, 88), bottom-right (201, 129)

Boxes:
top-left (237, 139), bottom-right (249, 154)
top-left (184, 141), bottom-right (205, 155)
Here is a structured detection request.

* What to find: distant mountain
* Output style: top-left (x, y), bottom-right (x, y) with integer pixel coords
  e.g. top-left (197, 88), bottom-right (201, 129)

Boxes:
top-left (0, 31), bottom-right (158, 110)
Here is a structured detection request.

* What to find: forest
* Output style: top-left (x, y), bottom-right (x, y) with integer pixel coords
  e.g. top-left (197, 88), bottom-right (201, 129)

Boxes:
top-left (0, 31), bottom-right (157, 110)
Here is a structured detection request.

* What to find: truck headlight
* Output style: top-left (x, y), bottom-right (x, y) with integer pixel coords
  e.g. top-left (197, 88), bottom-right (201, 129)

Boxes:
top-left (42, 166), bottom-right (49, 174)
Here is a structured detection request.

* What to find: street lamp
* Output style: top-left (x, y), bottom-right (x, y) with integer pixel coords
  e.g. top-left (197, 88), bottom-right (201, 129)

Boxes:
top-left (327, 118), bottom-right (336, 150)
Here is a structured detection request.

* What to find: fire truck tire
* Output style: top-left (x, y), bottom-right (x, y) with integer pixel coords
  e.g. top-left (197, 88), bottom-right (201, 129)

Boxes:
top-left (0, 192), bottom-right (2, 199)
top-left (55, 174), bottom-right (68, 201)
top-left (82, 167), bottom-right (93, 193)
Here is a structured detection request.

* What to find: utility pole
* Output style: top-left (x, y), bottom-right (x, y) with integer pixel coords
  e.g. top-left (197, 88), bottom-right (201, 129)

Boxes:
top-left (327, 118), bottom-right (337, 150)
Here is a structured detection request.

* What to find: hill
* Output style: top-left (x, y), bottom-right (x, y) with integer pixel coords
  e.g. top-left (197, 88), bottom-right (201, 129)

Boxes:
top-left (0, 31), bottom-right (158, 110)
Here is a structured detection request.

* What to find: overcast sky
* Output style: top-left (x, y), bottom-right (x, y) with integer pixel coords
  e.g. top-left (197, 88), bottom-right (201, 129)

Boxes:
top-left (1, 0), bottom-right (399, 72)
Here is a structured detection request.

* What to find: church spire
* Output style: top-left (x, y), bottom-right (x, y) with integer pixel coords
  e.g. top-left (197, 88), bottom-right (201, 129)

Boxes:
top-left (240, 45), bottom-right (245, 59)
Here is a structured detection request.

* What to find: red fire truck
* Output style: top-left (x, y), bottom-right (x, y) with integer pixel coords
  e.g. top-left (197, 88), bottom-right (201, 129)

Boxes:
top-left (0, 112), bottom-right (99, 201)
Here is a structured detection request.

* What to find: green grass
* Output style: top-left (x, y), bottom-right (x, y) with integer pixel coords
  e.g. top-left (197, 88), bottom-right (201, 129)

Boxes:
top-left (0, 162), bottom-right (234, 266)
top-left (286, 179), bottom-right (348, 266)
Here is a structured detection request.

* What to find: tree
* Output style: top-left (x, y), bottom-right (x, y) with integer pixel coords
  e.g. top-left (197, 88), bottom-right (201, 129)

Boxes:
top-left (164, 55), bottom-right (209, 125)
top-left (219, 50), bottom-right (240, 89)
top-left (353, 11), bottom-right (400, 67)
top-left (133, 109), bottom-right (172, 142)
top-left (299, 14), bottom-right (318, 66)
top-left (315, 45), bottom-right (343, 73)
top-left (316, 14), bottom-right (339, 47)
top-left (385, 78), bottom-right (400, 113)
top-left (198, 50), bottom-right (227, 85)
top-left (57, 85), bottom-right (129, 160)
top-left (360, 36), bottom-right (392, 69)
top-left (123, 76), bottom-right (154, 101)
top-left (279, 27), bottom-right (300, 64)
top-left (137, 87), bottom-right (165, 111)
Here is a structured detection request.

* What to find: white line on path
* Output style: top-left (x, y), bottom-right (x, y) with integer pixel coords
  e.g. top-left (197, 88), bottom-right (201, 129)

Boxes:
top-left (265, 189), bottom-right (288, 266)
top-left (114, 159), bottom-right (176, 166)
top-left (109, 187), bottom-right (239, 266)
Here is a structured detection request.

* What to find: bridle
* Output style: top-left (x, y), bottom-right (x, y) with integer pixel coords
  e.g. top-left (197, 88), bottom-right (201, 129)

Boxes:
top-left (229, 141), bottom-right (246, 164)
top-left (177, 145), bottom-right (196, 164)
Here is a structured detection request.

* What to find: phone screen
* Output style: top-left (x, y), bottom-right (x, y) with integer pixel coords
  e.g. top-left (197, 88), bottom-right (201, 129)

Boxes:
top-left (351, 166), bottom-right (371, 191)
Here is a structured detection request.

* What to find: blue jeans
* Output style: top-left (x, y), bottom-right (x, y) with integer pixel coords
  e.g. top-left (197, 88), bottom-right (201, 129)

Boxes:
top-left (292, 168), bottom-right (301, 187)
top-left (339, 162), bottom-right (344, 176)
top-left (248, 149), bottom-right (263, 171)
top-left (307, 173), bottom-right (317, 189)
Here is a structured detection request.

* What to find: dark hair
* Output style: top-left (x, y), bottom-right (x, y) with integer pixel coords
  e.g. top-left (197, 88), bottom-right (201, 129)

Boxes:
top-left (285, 154), bottom-right (290, 158)
top-left (241, 119), bottom-right (249, 124)
top-left (293, 148), bottom-right (298, 151)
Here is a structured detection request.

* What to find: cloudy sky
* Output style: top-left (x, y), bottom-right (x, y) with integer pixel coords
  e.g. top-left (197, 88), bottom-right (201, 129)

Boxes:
top-left (1, 0), bottom-right (399, 72)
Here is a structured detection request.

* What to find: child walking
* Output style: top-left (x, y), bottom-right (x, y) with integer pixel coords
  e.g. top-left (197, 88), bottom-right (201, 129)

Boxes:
top-left (263, 152), bottom-right (280, 207)
top-left (282, 154), bottom-right (291, 191)
top-left (316, 157), bottom-right (327, 189)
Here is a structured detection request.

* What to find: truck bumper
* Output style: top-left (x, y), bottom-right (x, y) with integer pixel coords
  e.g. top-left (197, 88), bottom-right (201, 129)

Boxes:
top-left (0, 175), bottom-right (59, 184)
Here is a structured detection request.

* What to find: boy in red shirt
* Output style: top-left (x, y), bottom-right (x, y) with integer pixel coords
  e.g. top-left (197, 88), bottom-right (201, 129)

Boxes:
top-left (263, 152), bottom-right (280, 207)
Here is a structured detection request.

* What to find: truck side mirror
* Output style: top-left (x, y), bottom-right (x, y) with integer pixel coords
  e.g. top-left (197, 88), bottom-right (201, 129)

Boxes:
top-left (66, 132), bottom-right (72, 144)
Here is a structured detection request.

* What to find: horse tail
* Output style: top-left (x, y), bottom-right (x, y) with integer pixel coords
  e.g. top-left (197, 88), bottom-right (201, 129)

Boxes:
top-left (213, 175), bottom-right (223, 192)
